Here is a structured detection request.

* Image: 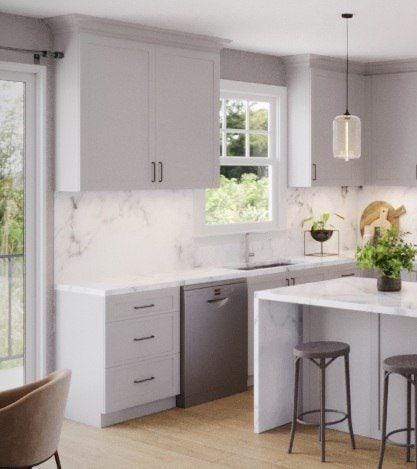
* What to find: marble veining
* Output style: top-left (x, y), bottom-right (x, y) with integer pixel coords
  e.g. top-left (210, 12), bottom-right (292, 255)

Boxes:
top-left (54, 187), bottom-right (359, 283)
top-left (55, 256), bottom-right (355, 296)
top-left (256, 277), bottom-right (417, 317)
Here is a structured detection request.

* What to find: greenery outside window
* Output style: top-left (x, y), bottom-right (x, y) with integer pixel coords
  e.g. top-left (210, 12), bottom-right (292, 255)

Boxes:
top-left (195, 80), bottom-right (286, 235)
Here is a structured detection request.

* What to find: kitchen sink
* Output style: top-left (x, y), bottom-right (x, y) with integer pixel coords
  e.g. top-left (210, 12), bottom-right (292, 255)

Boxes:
top-left (237, 262), bottom-right (293, 271)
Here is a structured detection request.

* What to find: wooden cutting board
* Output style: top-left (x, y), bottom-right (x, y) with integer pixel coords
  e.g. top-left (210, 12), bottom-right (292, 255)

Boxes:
top-left (359, 201), bottom-right (406, 237)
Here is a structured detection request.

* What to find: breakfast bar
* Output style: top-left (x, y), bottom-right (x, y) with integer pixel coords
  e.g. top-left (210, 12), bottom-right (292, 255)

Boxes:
top-left (254, 277), bottom-right (417, 441)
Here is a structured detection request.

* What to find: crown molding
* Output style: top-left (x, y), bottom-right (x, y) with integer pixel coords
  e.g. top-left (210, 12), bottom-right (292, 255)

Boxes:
top-left (282, 54), bottom-right (367, 75)
top-left (47, 14), bottom-right (231, 52)
top-left (364, 59), bottom-right (417, 75)
top-left (282, 53), bottom-right (417, 76)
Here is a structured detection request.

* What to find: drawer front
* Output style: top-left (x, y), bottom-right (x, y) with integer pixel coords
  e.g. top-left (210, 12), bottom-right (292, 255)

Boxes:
top-left (106, 288), bottom-right (179, 322)
top-left (106, 312), bottom-right (179, 367)
top-left (105, 355), bottom-right (179, 413)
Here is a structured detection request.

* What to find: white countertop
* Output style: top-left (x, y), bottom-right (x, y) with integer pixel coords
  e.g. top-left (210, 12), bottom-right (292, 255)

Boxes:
top-left (55, 255), bottom-right (355, 296)
top-left (256, 276), bottom-right (417, 318)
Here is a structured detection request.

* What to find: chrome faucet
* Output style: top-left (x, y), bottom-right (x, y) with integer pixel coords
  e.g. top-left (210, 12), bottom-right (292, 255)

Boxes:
top-left (244, 232), bottom-right (255, 266)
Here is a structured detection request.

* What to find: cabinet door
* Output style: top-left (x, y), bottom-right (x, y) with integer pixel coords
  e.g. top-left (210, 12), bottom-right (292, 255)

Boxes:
top-left (311, 69), bottom-right (365, 186)
top-left (247, 274), bottom-right (289, 377)
top-left (370, 72), bottom-right (417, 185)
top-left (291, 269), bottom-right (325, 285)
top-left (80, 35), bottom-right (153, 190)
top-left (154, 46), bottom-right (219, 189)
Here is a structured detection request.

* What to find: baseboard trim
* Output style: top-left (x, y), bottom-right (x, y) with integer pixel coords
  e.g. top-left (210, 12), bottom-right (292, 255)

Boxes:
top-left (100, 396), bottom-right (176, 427)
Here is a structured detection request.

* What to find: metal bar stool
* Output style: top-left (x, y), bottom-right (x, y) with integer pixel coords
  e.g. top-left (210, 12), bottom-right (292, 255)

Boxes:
top-left (378, 354), bottom-right (417, 469)
top-left (288, 341), bottom-right (356, 462)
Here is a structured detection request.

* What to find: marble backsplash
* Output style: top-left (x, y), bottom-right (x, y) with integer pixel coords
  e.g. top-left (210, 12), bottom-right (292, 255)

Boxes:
top-left (54, 186), bottom-right (359, 283)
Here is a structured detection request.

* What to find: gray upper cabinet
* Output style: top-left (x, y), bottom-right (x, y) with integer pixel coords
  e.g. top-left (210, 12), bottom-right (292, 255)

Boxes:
top-left (154, 46), bottom-right (219, 189)
top-left (369, 71), bottom-right (417, 186)
top-left (285, 56), bottom-right (365, 187)
top-left (49, 15), bottom-right (225, 192)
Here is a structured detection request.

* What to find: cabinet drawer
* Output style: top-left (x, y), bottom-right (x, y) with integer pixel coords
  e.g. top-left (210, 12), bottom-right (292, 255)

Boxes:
top-left (106, 312), bottom-right (179, 367)
top-left (105, 355), bottom-right (179, 413)
top-left (106, 288), bottom-right (179, 322)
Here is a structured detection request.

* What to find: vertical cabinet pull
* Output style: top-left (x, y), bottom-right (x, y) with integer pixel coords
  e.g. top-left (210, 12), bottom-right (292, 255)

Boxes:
top-left (158, 162), bottom-right (163, 182)
top-left (151, 162), bottom-right (156, 182)
top-left (291, 278), bottom-right (296, 285)
top-left (312, 163), bottom-right (317, 181)
top-left (286, 278), bottom-right (290, 286)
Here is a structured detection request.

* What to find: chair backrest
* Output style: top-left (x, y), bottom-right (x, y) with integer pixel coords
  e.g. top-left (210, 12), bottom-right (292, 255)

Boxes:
top-left (0, 369), bottom-right (71, 467)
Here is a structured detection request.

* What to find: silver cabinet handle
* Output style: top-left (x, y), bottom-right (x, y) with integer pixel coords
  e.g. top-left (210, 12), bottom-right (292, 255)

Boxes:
top-left (312, 163), bottom-right (317, 181)
top-left (286, 278), bottom-right (290, 286)
top-left (207, 297), bottom-right (229, 308)
top-left (151, 162), bottom-right (156, 182)
top-left (134, 376), bottom-right (155, 384)
top-left (133, 304), bottom-right (155, 310)
top-left (291, 277), bottom-right (296, 285)
top-left (133, 335), bottom-right (155, 342)
top-left (158, 162), bottom-right (163, 182)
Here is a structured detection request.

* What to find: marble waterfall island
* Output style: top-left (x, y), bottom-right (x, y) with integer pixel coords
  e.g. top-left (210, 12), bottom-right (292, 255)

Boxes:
top-left (254, 277), bottom-right (417, 440)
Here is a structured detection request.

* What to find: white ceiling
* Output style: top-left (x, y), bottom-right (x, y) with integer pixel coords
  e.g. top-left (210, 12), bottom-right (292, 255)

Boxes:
top-left (1, 0), bottom-right (417, 61)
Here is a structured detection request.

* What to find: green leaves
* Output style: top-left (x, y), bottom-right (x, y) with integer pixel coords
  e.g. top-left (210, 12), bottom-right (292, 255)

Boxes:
top-left (205, 170), bottom-right (269, 225)
top-left (301, 212), bottom-right (344, 231)
top-left (355, 227), bottom-right (417, 278)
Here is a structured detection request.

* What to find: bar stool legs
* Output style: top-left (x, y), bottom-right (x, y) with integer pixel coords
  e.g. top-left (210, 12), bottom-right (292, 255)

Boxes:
top-left (288, 342), bottom-right (355, 462)
top-left (378, 372), bottom-right (390, 469)
top-left (407, 375), bottom-right (411, 463)
top-left (344, 354), bottom-right (356, 450)
top-left (288, 357), bottom-right (300, 454)
top-left (320, 358), bottom-right (326, 462)
top-left (378, 358), bottom-right (417, 469)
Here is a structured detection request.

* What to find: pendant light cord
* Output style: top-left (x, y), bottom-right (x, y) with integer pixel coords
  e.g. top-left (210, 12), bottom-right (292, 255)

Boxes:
top-left (345, 15), bottom-right (350, 115)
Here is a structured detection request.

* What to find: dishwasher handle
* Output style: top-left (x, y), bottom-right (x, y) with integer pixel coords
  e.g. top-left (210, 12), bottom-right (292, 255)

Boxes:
top-left (207, 297), bottom-right (230, 307)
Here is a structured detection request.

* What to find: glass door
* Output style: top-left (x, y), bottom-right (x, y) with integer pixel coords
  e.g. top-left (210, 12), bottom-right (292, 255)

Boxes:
top-left (0, 69), bottom-right (36, 390)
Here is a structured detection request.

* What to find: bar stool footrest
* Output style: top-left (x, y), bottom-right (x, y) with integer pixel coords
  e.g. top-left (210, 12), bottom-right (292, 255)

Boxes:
top-left (297, 409), bottom-right (348, 427)
top-left (385, 428), bottom-right (416, 448)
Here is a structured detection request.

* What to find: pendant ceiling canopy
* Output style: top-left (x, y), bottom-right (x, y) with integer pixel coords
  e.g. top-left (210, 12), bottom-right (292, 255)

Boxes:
top-left (333, 13), bottom-right (361, 161)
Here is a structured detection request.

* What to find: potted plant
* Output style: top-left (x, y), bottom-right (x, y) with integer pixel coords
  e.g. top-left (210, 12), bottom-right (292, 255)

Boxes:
top-left (355, 227), bottom-right (417, 292)
top-left (302, 212), bottom-right (344, 242)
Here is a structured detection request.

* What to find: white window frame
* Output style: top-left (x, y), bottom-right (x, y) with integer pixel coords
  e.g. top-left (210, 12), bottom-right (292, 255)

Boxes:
top-left (194, 79), bottom-right (287, 236)
top-left (0, 62), bottom-right (48, 381)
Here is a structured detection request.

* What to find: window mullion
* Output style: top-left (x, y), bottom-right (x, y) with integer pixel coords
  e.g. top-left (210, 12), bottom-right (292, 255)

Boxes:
top-left (245, 100), bottom-right (249, 159)
top-left (222, 99), bottom-right (226, 157)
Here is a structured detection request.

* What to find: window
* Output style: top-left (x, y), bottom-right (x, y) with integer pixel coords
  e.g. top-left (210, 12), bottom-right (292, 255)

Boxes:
top-left (195, 80), bottom-right (286, 235)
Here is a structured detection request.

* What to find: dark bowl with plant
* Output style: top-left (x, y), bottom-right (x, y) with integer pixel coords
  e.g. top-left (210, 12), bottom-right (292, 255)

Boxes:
top-left (302, 212), bottom-right (344, 242)
top-left (355, 227), bottom-right (417, 292)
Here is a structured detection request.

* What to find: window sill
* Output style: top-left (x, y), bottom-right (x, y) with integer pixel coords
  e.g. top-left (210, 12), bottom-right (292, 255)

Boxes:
top-left (193, 224), bottom-right (290, 239)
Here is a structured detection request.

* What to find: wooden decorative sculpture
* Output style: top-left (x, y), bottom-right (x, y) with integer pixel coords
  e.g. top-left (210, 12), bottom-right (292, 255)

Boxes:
top-left (360, 201), bottom-right (406, 241)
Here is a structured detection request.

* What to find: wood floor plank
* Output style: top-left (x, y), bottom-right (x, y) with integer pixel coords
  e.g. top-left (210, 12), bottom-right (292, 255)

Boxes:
top-left (40, 389), bottom-right (408, 468)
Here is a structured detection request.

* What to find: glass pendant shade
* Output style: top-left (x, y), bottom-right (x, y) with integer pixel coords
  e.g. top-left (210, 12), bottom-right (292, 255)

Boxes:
top-left (333, 114), bottom-right (361, 161)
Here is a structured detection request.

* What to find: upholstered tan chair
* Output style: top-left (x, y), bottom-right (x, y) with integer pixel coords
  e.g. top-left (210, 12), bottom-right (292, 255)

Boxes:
top-left (0, 369), bottom-right (71, 468)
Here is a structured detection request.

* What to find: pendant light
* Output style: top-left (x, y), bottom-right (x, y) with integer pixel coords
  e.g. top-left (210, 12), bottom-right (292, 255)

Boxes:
top-left (333, 13), bottom-right (361, 161)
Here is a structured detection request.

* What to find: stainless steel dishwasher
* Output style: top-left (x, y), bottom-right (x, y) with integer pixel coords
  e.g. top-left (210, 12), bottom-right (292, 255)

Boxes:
top-left (177, 279), bottom-right (248, 408)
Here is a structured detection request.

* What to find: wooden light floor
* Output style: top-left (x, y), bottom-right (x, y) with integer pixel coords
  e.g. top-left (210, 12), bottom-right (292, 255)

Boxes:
top-left (41, 390), bottom-right (409, 468)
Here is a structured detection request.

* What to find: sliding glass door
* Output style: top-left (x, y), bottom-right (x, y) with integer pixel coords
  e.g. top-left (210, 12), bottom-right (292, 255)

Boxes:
top-left (0, 69), bottom-right (36, 390)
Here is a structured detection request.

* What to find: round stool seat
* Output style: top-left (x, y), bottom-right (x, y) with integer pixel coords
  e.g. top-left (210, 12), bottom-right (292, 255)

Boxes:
top-left (383, 354), bottom-right (417, 375)
top-left (294, 341), bottom-right (349, 359)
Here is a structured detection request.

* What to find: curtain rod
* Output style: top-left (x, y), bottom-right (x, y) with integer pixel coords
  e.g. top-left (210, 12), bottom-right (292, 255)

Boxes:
top-left (0, 45), bottom-right (64, 64)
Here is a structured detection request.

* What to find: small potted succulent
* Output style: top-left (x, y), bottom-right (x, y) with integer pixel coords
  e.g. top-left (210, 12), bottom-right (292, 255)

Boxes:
top-left (302, 212), bottom-right (344, 243)
top-left (355, 227), bottom-right (417, 292)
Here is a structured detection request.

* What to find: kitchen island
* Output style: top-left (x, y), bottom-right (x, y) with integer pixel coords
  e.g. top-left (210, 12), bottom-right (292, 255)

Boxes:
top-left (254, 277), bottom-right (417, 441)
